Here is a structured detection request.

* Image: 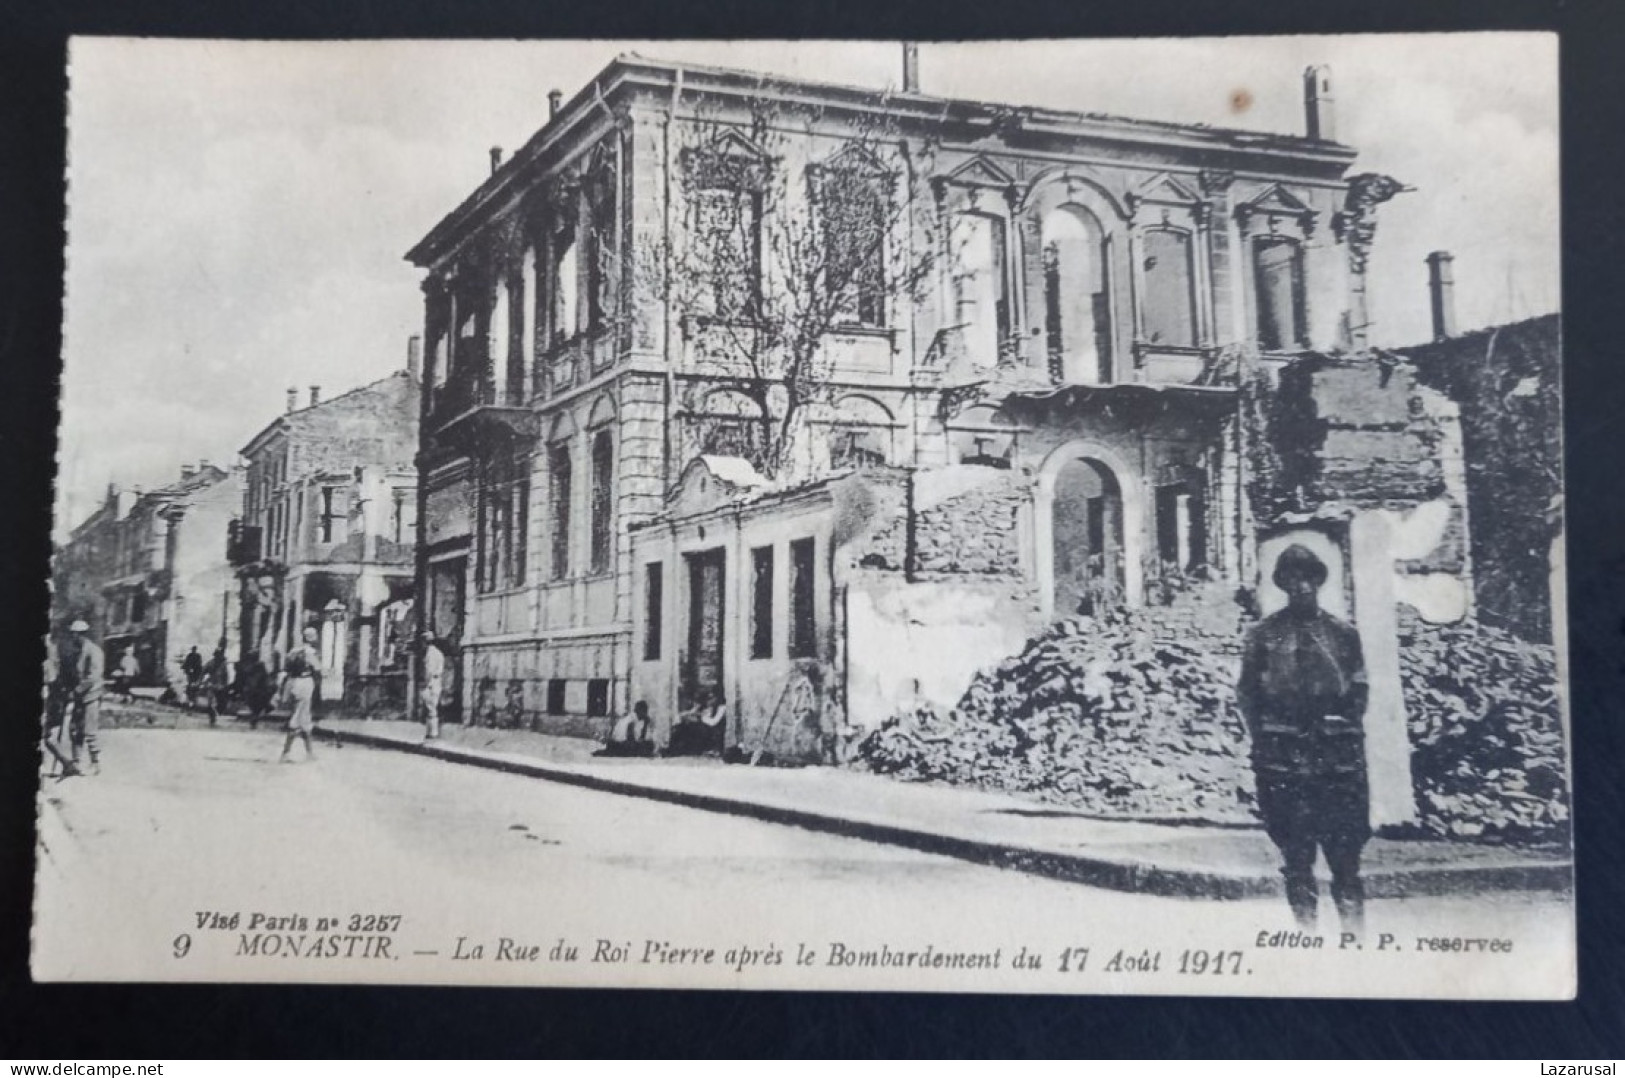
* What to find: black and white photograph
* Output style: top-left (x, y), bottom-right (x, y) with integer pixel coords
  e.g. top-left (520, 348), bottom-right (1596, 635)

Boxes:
top-left (34, 35), bottom-right (1571, 997)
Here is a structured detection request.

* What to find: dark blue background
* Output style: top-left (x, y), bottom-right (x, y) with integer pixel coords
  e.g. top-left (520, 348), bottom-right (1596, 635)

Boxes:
top-left (1, 0), bottom-right (1620, 1058)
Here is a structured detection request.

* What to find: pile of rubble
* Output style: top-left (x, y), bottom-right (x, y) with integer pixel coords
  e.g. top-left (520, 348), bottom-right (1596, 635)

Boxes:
top-left (857, 583), bottom-right (1259, 823)
top-left (1399, 610), bottom-right (1569, 845)
top-left (857, 586), bottom-right (1570, 845)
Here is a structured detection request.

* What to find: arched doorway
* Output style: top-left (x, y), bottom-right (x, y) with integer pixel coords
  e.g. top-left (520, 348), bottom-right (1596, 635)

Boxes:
top-left (1052, 457), bottom-right (1124, 615)
top-left (1042, 206), bottom-right (1112, 385)
top-left (1035, 442), bottom-right (1143, 617)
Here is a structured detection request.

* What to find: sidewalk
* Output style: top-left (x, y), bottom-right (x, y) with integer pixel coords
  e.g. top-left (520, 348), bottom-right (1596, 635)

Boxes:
top-left (320, 718), bottom-right (1572, 901)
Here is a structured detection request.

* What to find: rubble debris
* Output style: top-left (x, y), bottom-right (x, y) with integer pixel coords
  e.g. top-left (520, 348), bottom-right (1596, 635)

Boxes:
top-left (855, 586), bottom-right (1569, 846)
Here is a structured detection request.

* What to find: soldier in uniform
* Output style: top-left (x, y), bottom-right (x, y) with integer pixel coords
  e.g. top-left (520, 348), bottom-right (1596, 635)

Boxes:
top-left (1236, 544), bottom-right (1371, 933)
top-left (55, 620), bottom-right (106, 775)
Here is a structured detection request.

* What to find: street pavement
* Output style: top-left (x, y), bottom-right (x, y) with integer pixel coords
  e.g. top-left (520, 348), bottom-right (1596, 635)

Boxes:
top-left (32, 724), bottom-right (1575, 996)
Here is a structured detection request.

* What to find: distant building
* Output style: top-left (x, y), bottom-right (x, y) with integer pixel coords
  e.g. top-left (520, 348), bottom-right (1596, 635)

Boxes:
top-left (53, 463), bottom-right (243, 688)
top-left (231, 365), bottom-right (420, 709)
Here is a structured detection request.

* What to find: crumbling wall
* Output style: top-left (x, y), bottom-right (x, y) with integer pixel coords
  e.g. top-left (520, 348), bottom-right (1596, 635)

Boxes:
top-left (1405, 316), bottom-right (1562, 642)
top-left (860, 466), bottom-right (1030, 577)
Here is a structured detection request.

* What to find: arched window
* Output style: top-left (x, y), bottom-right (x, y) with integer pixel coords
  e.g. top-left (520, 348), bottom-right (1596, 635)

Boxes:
top-left (1141, 228), bottom-right (1197, 348)
top-left (825, 395), bottom-right (894, 469)
top-left (950, 212), bottom-right (1010, 369)
top-left (1042, 206), bottom-right (1112, 384)
top-left (589, 428), bottom-right (614, 575)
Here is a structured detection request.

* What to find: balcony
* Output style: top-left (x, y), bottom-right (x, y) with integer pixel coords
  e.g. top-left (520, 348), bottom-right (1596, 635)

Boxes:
top-left (429, 365), bottom-right (537, 450)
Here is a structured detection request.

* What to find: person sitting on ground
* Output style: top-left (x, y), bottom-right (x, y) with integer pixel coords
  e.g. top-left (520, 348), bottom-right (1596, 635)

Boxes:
top-left (599, 700), bottom-right (656, 758)
top-left (666, 690), bottom-right (727, 757)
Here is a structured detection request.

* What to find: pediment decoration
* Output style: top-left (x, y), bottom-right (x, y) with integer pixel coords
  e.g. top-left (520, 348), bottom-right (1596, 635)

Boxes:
top-left (1234, 182), bottom-right (1317, 233)
top-left (942, 154), bottom-right (1017, 190)
top-left (1131, 172), bottom-right (1201, 207)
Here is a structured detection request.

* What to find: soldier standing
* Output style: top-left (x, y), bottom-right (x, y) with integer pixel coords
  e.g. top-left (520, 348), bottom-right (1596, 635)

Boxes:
top-left (58, 620), bottom-right (106, 775)
top-left (1236, 544), bottom-right (1371, 933)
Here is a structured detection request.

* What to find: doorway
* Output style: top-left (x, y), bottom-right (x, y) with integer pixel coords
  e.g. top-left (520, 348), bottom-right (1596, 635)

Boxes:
top-left (684, 548), bottom-right (727, 709)
top-left (1051, 456), bottom-right (1126, 616)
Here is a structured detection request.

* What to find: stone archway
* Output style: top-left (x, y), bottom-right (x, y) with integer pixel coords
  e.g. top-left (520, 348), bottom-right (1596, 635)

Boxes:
top-left (1035, 441), bottom-right (1144, 618)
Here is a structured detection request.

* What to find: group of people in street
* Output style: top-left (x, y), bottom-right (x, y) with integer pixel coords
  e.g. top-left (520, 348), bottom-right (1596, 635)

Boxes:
top-left (43, 618), bottom-right (337, 774)
top-left (49, 542), bottom-right (1374, 933)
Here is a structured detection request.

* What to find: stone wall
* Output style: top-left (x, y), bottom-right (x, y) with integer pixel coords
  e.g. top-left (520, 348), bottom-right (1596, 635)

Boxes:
top-left (1404, 316), bottom-right (1562, 642)
top-left (859, 466), bottom-right (1030, 578)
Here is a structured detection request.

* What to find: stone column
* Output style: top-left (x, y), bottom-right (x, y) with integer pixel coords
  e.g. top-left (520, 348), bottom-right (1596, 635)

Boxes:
top-left (1348, 509), bottom-right (1419, 828)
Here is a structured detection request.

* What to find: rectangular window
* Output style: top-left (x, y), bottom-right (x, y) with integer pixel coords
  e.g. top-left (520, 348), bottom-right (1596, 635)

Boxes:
top-left (694, 186), bottom-right (762, 320)
top-left (585, 179), bottom-right (615, 331)
top-left (589, 429), bottom-right (613, 574)
top-left (788, 537), bottom-right (817, 659)
top-left (546, 679), bottom-right (567, 715)
top-left (391, 489), bottom-right (406, 544)
top-left (750, 545), bottom-right (774, 659)
top-left (319, 486), bottom-right (342, 545)
top-left (549, 443), bottom-right (572, 580)
top-left (1254, 237), bottom-right (1306, 352)
top-left (643, 562), bottom-right (663, 661)
top-left (586, 678), bottom-right (610, 718)
top-left (819, 167), bottom-right (887, 327)
top-left (1142, 229), bottom-right (1197, 347)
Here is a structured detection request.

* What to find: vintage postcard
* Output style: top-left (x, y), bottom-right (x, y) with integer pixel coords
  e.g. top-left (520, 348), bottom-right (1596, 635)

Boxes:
top-left (36, 35), bottom-right (1570, 997)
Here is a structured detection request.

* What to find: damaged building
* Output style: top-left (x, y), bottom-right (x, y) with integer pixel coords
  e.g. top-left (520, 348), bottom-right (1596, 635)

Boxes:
top-left (407, 49), bottom-right (1464, 779)
top-left (231, 364), bottom-right (420, 710)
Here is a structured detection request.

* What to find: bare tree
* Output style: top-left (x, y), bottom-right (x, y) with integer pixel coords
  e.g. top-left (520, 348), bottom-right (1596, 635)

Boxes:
top-left (658, 94), bottom-right (940, 480)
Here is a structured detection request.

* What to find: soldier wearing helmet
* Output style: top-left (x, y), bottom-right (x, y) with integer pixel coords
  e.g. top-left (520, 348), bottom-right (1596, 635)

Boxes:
top-left (1237, 543), bottom-right (1371, 933)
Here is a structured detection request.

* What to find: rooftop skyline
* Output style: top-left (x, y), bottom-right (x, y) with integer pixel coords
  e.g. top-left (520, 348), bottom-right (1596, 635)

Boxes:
top-left (58, 35), bottom-right (1559, 536)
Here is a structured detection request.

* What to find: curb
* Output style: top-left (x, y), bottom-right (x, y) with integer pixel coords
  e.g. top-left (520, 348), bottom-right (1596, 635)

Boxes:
top-left (321, 726), bottom-right (1574, 902)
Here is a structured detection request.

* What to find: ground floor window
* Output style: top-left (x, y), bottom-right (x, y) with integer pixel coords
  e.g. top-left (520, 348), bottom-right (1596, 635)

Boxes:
top-left (788, 537), bottom-right (817, 659)
top-left (586, 678), bottom-right (610, 717)
top-left (750, 545), bottom-right (774, 659)
top-left (643, 562), bottom-right (663, 661)
top-left (546, 678), bottom-right (567, 715)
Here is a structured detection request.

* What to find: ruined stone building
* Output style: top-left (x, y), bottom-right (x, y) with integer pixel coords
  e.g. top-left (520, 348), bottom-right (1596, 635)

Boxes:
top-left (407, 52), bottom-right (1427, 743)
top-left (1402, 254), bottom-right (1562, 644)
top-left (231, 367), bottom-right (420, 709)
top-left (53, 463), bottom-right (242, 689)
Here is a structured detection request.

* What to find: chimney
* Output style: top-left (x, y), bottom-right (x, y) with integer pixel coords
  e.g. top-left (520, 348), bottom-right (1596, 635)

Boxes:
top-left (286, 387), bottom-right (298, 414)
top-left (1304, 65), bottom-right (1334, 141)
top-left (180, 464), bottom-right (197, 480)
top-left (309, 385), bottom-right (322, 408)
top-left (902, 43), bottom-right (920, 94)
top-left (548, 89), bottom-right (563, 118)
top-left (1427, 250), bottom-right (1458, 341)
top-left (489, 146), bottom-right (503, 174)
top-left (407, 335), bottom-right (423, 381)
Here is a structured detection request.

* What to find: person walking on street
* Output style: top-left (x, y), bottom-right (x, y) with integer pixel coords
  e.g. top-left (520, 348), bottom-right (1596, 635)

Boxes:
top-left (42, 634), bottom-right (80, 778)
top-left (56, 620), bottom-right (106, 775)
top-left (205, 643), bottom-right (232, 726)
top-left (277, 627), bottom-right (321, 762)
top-left (181, 645), bottom-right (204, 707)
top-left (114, 647), bottom-right (139, 702)
top-left (418, 634), bottom-right (445, 741)
top-left (1236, 543), bottom-right (1371, 935)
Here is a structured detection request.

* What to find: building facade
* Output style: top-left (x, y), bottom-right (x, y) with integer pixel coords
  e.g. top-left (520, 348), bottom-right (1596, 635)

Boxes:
top-left (408, 55), bottom-right (1405, 734)
top-left (53, 463), bottom-right (243, 688)
top-left (231, 370), bottom-right (420, 709)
